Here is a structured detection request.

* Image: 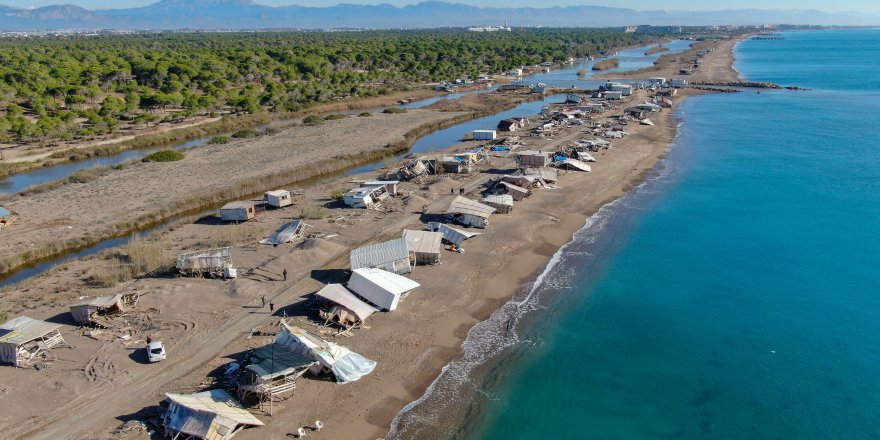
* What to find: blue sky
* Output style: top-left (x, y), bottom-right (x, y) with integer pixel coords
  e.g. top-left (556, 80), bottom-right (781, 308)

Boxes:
top-left (4, 0), bottom-right (878, 13)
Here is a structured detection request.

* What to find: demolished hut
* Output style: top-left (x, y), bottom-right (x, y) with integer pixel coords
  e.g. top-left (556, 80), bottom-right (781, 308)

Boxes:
top-left (163, 390), bottom-right (264, 440)
top-left (260, 220), bottom-right (307, 246)
top-left (524, 167), bottom-right (559, 184)
top-left (501, 175), bottom-right (542, 189)
top-left (482, 194), bottom-right (514, 214)
top-left (220, 201), bottom-right (256, 222)
top-left (348, 267), bottom-right (420, 312)
top-left (69, 292), bottom-right (138, 326)
top-left (402, 229), bottom-right (443, 265)
top-left (176, 247), bottom-right (235, 278)
top-left (496, 181), bottom-right (531, 201)
top-left (516, 150), bottom-right (551, 168)
top-left (315, 283), bottom-right (379, 328)
top-left (427, 222), bottom-right (481, 246)
top-left (445, 196), bottom-right (496, 229)
top-left (554, 157), bottom-right (592, 172)
top-left (398, 159), bottom-right (428, 181)
top-left (360, 180), bottom-right (399, 195)
top-left (238, 343), bottom-right (317, 405)
top-left (576, 151), bottom-right (597, 162)
top-left (350, 237), bottom-right (413, 275)
top-left (342, 185), bottom-right (389, 209)
top-left (274, 322), bottom-right (376, 383)
top-left (0, 316), bottom-right (71, 367)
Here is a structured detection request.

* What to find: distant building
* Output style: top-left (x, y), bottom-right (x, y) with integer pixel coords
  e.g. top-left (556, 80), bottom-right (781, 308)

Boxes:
top-left (634, 25), bottom-right (682, 34)
top-left (468, 21), bottom-right (512, 32)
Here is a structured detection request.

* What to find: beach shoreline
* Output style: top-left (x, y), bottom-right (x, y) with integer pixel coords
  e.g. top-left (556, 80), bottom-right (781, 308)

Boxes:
top-left (0, 37), bottom-right (742, 440)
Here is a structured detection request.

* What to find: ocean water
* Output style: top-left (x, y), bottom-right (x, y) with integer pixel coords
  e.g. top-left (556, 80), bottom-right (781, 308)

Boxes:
top-left (389, 29), bottom-right (880, 439)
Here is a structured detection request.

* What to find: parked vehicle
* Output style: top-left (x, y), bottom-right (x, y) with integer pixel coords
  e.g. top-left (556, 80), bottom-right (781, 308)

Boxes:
top-left (148, 341), bottom-right (166, 363)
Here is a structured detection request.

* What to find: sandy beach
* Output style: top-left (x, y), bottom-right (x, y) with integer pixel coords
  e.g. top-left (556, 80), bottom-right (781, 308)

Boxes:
top-left (0, 37), bottom-right (741, 440)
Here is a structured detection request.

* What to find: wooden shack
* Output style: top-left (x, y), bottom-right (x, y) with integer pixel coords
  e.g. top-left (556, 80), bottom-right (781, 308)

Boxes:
top-left (220, 201), bottom-right (256, 222)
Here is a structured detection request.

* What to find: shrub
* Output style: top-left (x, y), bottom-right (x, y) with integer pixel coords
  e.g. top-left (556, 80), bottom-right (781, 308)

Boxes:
top-left (358, 111), bottom-right (373, 117)
top-left (143, 150), bottom-right (185, 162)
top-left (324, 113), bottom-right (347, 121)
top-left (577, 68), bottom-right (586, 76)
top-left (231, 128), bottom-right (260, 139)
top-left (330, 187), bottom-right (350, 201)
top-left (383, 107), bottom-right (407, 114)
top-left (208, 135), bottom-right (230, 144)
top-left (300, 205), bottom-right (327, 219)
top-left (303, 115), bottom-right (323, 126)
top-left (592, 58), bottom-right (620, 71)
top-left (86, 260), bottom-right (130, 287)
top-left (123, 236), bottom-right (172, 275)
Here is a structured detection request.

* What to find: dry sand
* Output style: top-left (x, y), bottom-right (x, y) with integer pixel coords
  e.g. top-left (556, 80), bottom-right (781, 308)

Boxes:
top-left (0, 38), bottom-right (739, 440)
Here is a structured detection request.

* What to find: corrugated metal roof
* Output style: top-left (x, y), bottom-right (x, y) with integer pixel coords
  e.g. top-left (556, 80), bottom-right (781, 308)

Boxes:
top-left (247, 343), bottom-right (316, 379)
top-left (350, 238), bottom-right (411, 271)
top-left (315, 284), bottom-right (378, 322)
top-left (402, 230), bottom-right (443, 256)
top-left (555, 158), bottom-right (592, 172)
top-left (498, 181), bottom-right (530, 194)
top-left (445, 196), bottom-right (496, 218)
top-left (482, 194), bottom-right (514, 206)
top-left (524, 167), bottom-right (559, 182)
top-left (0, 316), bottom-right (62, 345)
top-left (259, 220), bottom-right (304, 246)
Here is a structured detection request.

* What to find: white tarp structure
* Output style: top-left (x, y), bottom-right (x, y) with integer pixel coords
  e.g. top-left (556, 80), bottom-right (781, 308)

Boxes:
top-left (350, 237), bottom-right (413, 275)
top-left (177, 247), bottom-right (233, 277)
top-left (274, 323), bottom-right (376, 384)
top-left (238, 344), bottom-right (316, 403)
top-left (260, 220), bottom-right (306, 246)
top-left (445, 196), bottom-right (496, 229)
top-left (163, 390), bottom-right (264, 440)
top-left (69, 293), bottom-right (136, 325)
top-left (315, 283), bottom-right (379, 327)
top-left (402, 229), bottom-right (443, 265)
top-left (427, 222), bottom-right (481, 246)
top-left (348, 268), bottom-right (420, 311)
top-left (0, 316), bottom-right (70, 367)
top-left (576, 151), bottom-right (597, 162)
top-left (343, 186), bottom-right (388, 208)
top-left (554, 158), bottom-right (592, 172)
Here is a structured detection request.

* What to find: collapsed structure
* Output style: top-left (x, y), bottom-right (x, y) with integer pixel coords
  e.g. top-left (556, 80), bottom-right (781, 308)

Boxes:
top-left (176, 247), bottom-right (235, 278)
top-left (162, 389), bottom-right (264, 440)
top-left (314, 283), bottom-right (379, 328)
top-left (348, 268), bottom-right (420, 312)
top-left (237, 344), bottom-right (317, 406)
top-left (0, 316), bottom-right (70, 367)
top-left (68, 292), bottom-right (139, 326)
top-left (445, 196), bottom-right (496, 229)
top-left (350, 237), bottom-right (413, 275)
top-left (274, 323), bottom-right (376, 383)
top-left (260, 220), bottom-right (307, 246)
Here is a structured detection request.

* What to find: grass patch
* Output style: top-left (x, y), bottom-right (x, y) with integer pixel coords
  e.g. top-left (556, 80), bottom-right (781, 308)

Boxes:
top-left (300, 205), bottom-right (327, 219)
top-left (324, 113), bottom-right (348, 121)
top-left (330, 187), bottom-right (350, 201)
top-left (358, 111), bottom-right (373, 117)
top-left (383, 107), bottom-right (407, 114)
top-left (303, 114), bottom-right (323, 126)
top-left (592, 58), bottom-right (620, 71)
top-left (143, 150), bottom-right (185, 163)
top-left (208, 135), bottom-right (230, 145)
top-left (231, 128), bottom-right (260, 139)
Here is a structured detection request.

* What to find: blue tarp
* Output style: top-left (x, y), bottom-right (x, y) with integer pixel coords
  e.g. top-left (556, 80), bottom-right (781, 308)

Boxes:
top-left (491, 146), bottom-right (510, 151)
top-left (0, 206), bottom-right (10, 218)
top-left (554, 155), bottom-right (567, 162)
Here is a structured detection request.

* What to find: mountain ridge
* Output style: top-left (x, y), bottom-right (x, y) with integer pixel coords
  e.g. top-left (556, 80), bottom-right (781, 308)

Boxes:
top-left (0, 1), bottom-right (878, 30)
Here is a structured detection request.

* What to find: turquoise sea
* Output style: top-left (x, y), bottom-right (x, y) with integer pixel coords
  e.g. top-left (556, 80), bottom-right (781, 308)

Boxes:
top-left (389, 28), bottom-right (880, 439)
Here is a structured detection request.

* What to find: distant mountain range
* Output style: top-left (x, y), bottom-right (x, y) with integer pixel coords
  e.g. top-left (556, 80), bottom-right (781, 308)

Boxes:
top-left (0, 0), bottom-right (878, 31)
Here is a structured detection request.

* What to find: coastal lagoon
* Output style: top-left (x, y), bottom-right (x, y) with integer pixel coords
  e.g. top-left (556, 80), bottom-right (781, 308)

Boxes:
top-left (390, 28), bottom-right (880, 439)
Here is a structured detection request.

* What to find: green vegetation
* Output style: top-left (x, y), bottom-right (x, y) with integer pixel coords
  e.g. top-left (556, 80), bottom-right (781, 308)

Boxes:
top-left (0, 29), bottom-right (654, 144)
top-left (330, 187), bottom-right (350, 201)
top-left (142, 149), bottom-right (185, 162)
top-left (358, 111), bottom-right (373, 117)
top-left (383, 107), bottom-right (407, 114)
top-left (302, 114), bottom-right (323, 125)
top-left (300, 205), bottom-right (327, 219)
top-left (208, 135), bottom-right (230, 144)
top-left (324, 113), bottom-right (347, 121)
top-left (231, 128), bottom-right (260, 138)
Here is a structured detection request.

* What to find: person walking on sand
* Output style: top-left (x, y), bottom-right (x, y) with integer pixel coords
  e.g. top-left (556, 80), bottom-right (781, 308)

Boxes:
top-left (283, 269), bottom-right (288, 281)
top-left (261, 296), bottom-right (266, 308)
top-left (269, 302), bottom-right (275, 313)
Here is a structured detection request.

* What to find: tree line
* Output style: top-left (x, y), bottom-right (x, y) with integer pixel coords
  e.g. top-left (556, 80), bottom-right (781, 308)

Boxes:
top-left (0, 29), bottom-right (655, 144)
